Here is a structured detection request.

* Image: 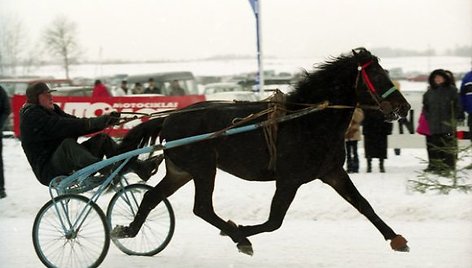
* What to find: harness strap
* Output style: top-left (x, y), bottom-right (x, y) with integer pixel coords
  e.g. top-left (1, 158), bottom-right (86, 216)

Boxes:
top-left (360, 61), bottom-right (377, 94)
top-left (355, 60), bottom-right (384, 109)
top-left (381, 86), bottom-right (398, 99)
top-left (262, 90), bottom-right (286, 171)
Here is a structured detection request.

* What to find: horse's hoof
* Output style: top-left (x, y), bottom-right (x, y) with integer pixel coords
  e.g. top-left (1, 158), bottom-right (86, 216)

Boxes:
top-left (220, 220), bottom-right (238, 236)
top-left (390, 235), bottom-right (409, 252)
top-left (395, 245), bottom-right (410, 252)
top-left (110, 225), bottom-right (131, 239)
top-left (237, 241), bottom-right (254, 256)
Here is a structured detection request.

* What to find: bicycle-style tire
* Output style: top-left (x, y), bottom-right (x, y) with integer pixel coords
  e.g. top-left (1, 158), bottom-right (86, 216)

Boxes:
top-left (32, 194), bottom-right (110, 268)
top-left (107, 184), bottom-right (175, 256)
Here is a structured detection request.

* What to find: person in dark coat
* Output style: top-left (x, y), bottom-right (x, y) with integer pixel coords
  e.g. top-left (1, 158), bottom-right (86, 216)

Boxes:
top-left (169, 80), bottom-right (186, 96)
top-left (20, 82), bottom-right (160, 186)
top-left (0, 85), bottom-right (11, 198)
top-left (144, 78), bottom-right (161, 94)
top-left (422, 69), bottom-right (463, 173)
top-left (362, 108), bottom-right (393, 173)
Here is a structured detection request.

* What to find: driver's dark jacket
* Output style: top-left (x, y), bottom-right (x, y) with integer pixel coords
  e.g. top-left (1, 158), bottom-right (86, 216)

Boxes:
top-left (20, 103), bottom-right (108, 184)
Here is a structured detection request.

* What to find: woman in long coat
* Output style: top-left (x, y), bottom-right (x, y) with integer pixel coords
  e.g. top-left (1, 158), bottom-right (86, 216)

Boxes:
top-left (362, 108), bottom-right (393, 173)
top-left (422, 69), bottom-right (463, 173)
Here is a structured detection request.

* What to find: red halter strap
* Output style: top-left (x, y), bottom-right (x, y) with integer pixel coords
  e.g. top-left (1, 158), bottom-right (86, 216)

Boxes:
top-left (359, 60), bottom-right (377, 94)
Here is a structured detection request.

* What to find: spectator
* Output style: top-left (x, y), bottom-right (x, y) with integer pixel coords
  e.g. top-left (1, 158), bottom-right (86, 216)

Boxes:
top-left (0, 85), bottom-right (10, 198)
top-left (144, 78), bottom-right (161, 94)
top-left (345, 108), bottom-right (364, 173)
top-left (19, 82), bottom-right (160, 186)
top-left (422, 69), bottom-right (463, 174)
top-left (444, 70), bottom-right (457, 88)
top-left (459, 69), bottom-right (472, 169)
top-left (113, 80), bottom-right (128, 96)
top-left (362, 108), bottom-right (393, 173)
top-left (92, 80), bottom-right (111, 97)
top-left (132, 82), bottom-right (144, 94)
top-left (169, 80), bottom-right (186, 96)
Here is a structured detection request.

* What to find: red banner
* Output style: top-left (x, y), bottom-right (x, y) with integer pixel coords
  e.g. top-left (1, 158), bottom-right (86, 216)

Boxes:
top-left (12, 95), bottom-right (206, 138)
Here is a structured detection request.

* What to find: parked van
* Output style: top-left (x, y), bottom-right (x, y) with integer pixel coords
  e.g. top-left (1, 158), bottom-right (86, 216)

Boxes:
top-left (118, 71), bottom-right (199, 96)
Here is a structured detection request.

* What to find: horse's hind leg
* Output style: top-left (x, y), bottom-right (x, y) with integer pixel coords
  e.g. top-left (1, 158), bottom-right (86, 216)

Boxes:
top-left (320, 167), bottom-right (409, 252)
top-left (191, 168), bottom-right (254, 255)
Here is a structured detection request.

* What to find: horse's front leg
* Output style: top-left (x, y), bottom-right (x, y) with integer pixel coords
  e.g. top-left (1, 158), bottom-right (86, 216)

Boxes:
top-left (320, 167), bottom-right (409, 252)
top-left (192, 174), bottom-right (254, 255)
top-left (237, 184), bottom-right (299, 238)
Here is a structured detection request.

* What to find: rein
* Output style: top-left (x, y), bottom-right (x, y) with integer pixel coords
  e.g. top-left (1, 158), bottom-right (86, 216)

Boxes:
top-left (110, 99), bottom-right (379, 129)
top-left (111, 59), bottom-right (388, 128)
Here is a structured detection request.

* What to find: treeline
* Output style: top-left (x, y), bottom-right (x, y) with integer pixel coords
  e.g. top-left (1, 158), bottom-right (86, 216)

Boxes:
top-left (372, 46), bottom-right (472, 57)
top-left (0, 15), bottom-right (81, 79)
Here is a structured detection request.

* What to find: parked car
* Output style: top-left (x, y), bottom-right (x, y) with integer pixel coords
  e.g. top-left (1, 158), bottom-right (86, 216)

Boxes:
top-left (237, 77), bottom-right (295, 94)
top-left (52, 86), bottom-right (93, 97)
top-left (0, 78), bottom-right (73, 97)
top-left (203, 82), bottom-right (246, 94)
top-left (203, 82), bottom-right (257, 102)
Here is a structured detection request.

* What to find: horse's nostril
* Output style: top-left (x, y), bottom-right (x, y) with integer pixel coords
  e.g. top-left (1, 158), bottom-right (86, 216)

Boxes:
top-left (404, 103), bottom-right (411, 110)
top-left (395, 103), bottom-right (409, 116)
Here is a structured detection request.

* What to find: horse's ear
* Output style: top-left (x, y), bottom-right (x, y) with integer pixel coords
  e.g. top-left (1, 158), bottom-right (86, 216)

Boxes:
top-left (352, 47), bottom-right (367, 56)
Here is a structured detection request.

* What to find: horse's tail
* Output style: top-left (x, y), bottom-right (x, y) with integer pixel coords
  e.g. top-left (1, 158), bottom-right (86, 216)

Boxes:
top-left (117, 117), bottom-right (166, 154)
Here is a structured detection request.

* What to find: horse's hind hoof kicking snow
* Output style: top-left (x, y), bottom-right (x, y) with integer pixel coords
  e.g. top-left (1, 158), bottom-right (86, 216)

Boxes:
top-left (110, 225), bottom-right (135, 239)
top-left (237, 240), bottom-right (254, 256)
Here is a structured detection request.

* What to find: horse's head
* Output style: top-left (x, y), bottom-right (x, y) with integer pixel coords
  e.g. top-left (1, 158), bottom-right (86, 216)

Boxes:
top-left (352, 48), bottom-right (410, 121)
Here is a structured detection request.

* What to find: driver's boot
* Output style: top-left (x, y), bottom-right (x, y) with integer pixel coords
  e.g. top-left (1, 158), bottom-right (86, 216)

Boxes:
top-left (131, 155), bottom-right (165, 181)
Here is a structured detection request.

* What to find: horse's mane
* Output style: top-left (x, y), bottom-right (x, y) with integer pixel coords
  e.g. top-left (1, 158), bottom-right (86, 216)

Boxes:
top-left (288, 50), bottom-right (377, 105)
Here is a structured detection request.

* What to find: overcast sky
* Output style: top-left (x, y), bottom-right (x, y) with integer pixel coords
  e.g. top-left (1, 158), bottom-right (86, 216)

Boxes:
top-left (1, 0), bottom-right (471, 61)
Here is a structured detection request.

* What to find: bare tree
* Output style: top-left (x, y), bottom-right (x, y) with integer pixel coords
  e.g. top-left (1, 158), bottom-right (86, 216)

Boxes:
top-left (43, 16), bottom-right (81, 79)
top-left (0, 15), bottom-right (26, 77)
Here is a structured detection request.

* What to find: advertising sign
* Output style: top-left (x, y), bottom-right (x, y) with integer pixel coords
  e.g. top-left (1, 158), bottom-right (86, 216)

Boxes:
top-left (12, 95), bottom-right (206, 137)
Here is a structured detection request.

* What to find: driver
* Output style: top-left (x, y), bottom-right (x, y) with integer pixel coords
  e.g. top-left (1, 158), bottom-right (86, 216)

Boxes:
top-left (20, 82), bottom-right (160, 186)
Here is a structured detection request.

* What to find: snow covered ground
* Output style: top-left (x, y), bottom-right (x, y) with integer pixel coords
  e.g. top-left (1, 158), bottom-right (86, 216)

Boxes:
top-left (1, 137), bottom-right (472, 267)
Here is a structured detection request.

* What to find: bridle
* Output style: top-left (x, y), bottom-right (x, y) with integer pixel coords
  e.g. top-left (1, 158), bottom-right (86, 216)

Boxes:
top-left (355, 59), bottom-right (398, 114)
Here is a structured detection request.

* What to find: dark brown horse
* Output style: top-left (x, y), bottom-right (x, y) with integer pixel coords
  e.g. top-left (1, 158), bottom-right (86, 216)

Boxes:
top-left (112, 48), bottom-right (411, 255)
